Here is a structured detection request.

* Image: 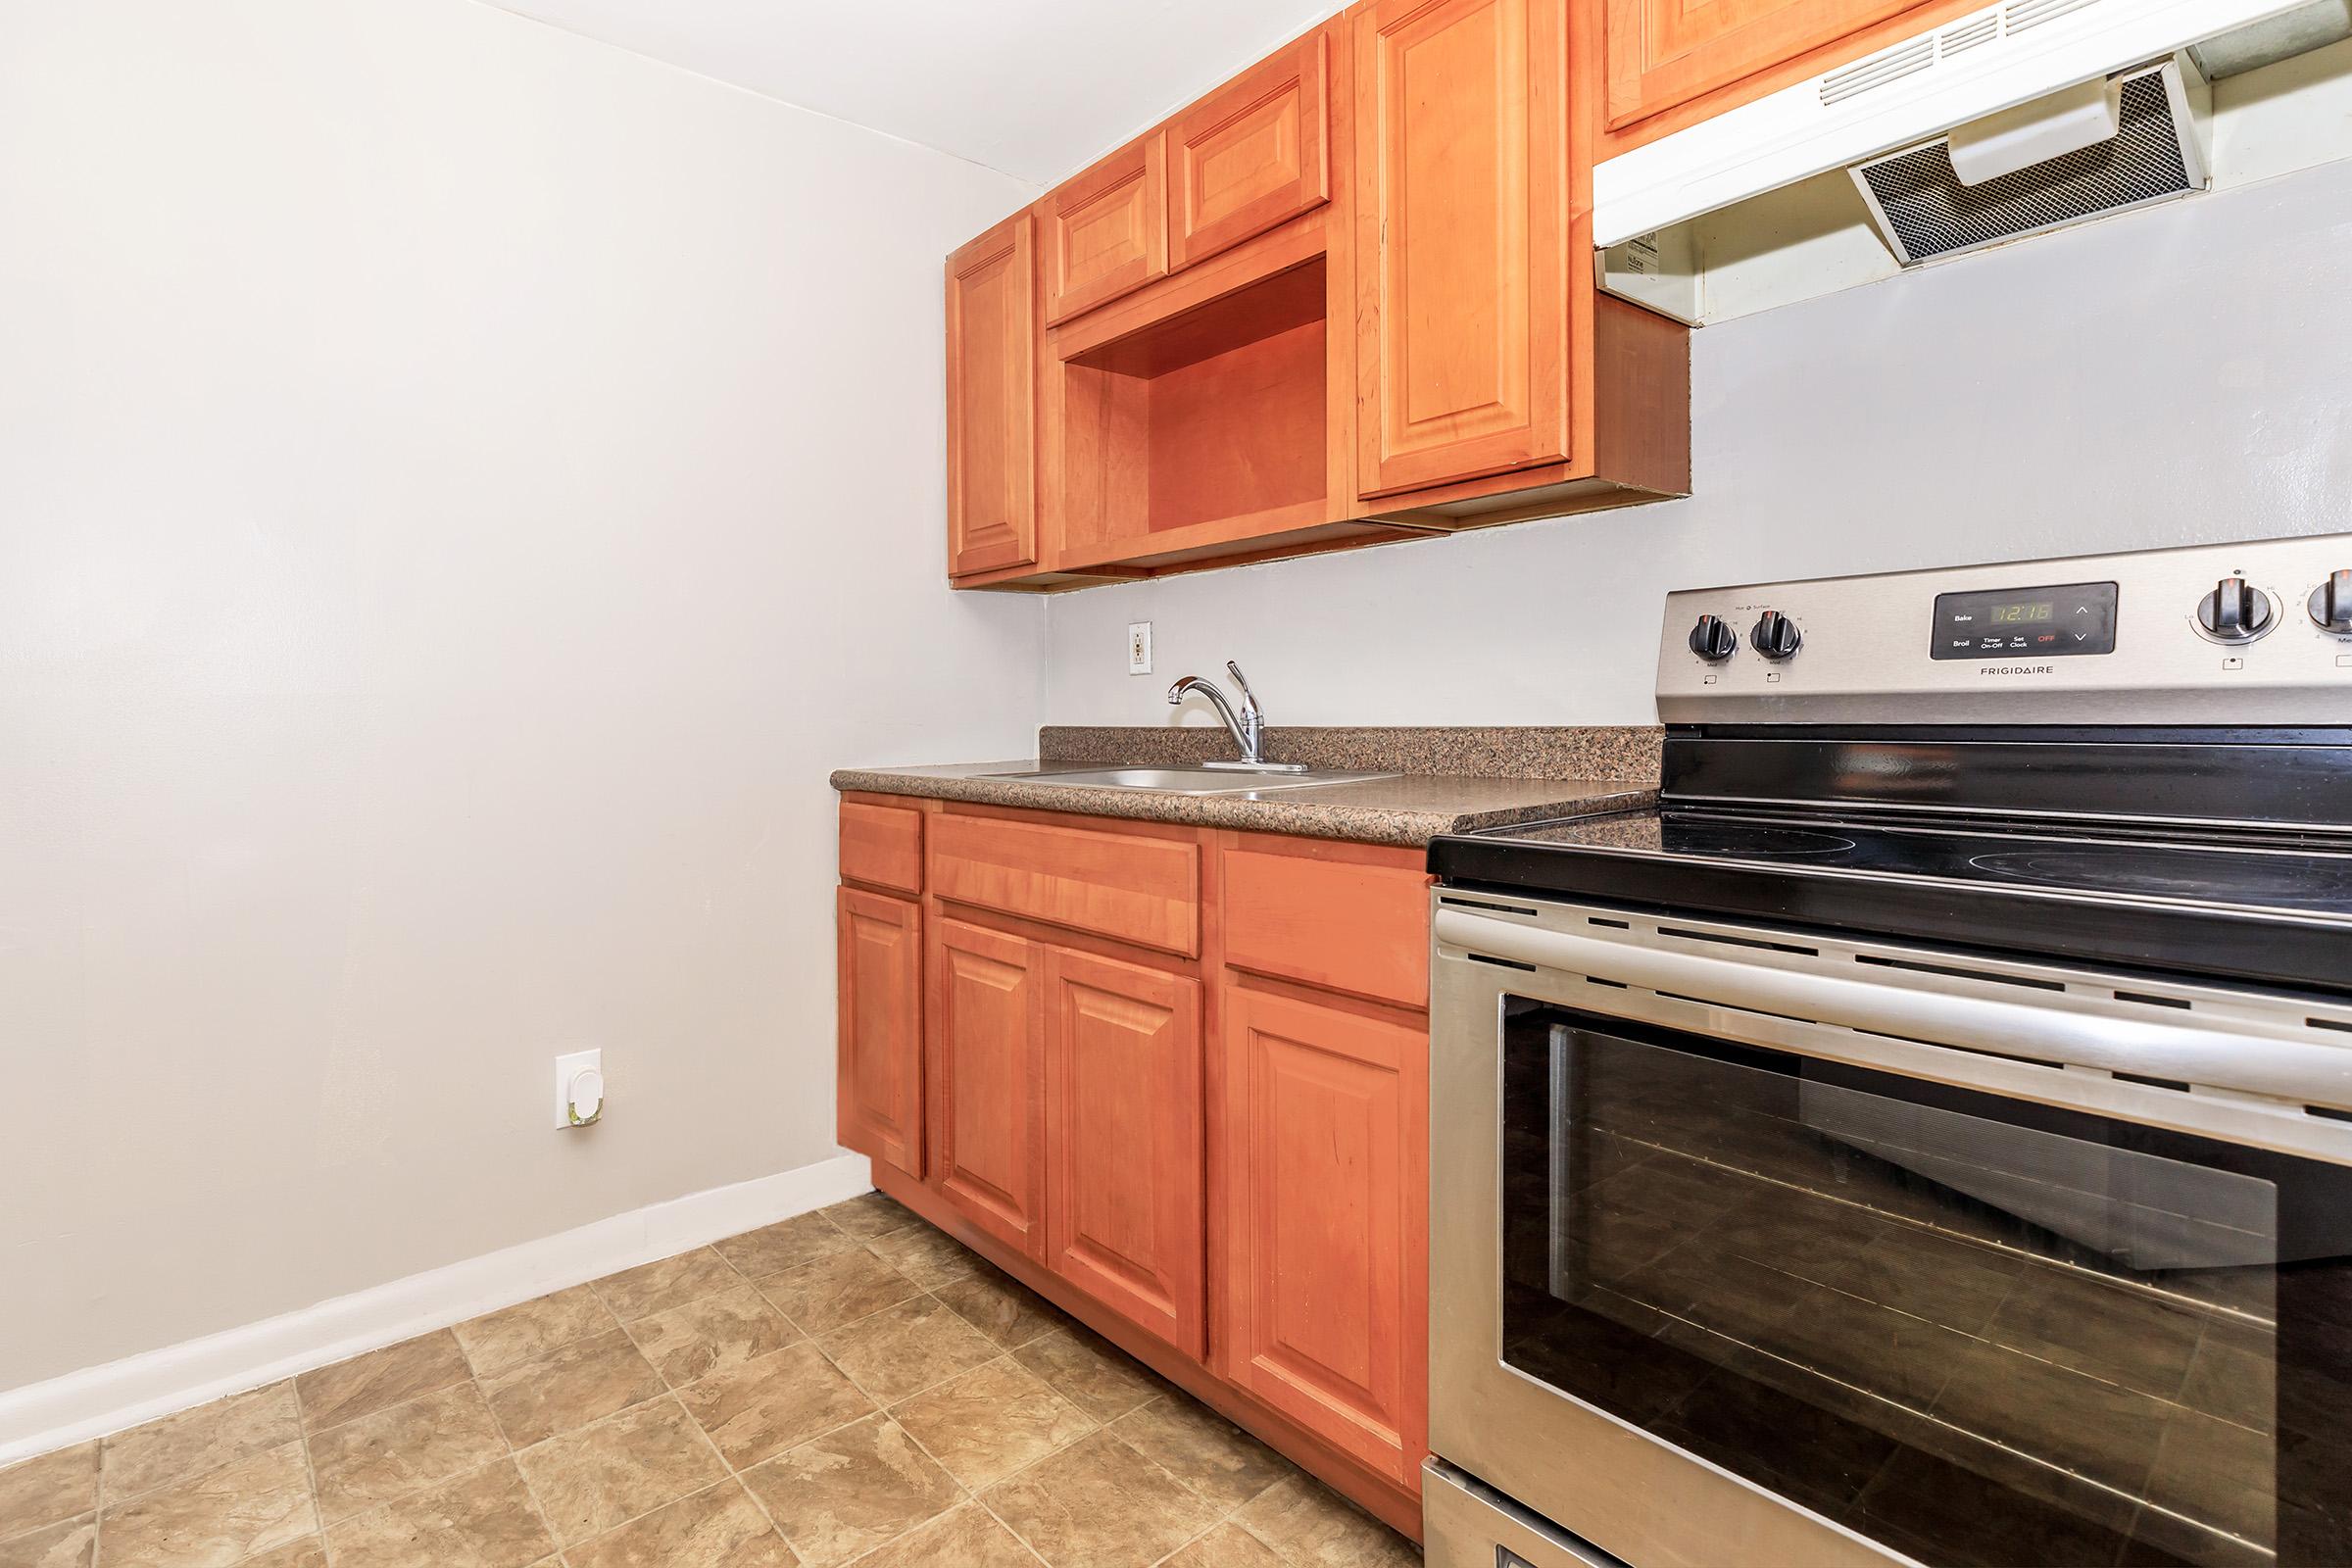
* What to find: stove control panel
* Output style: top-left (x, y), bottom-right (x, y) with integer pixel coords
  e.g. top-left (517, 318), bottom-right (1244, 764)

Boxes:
top-left (1658, 532), bottom-right (2352, 725)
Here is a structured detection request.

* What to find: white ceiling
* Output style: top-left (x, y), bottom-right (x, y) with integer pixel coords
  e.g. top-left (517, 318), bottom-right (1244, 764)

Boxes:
top-left (484, 0), bottom-right (1348, 186)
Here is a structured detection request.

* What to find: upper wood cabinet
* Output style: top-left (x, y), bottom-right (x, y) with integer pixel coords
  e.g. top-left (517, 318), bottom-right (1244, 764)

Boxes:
top-left (928, 917), bottom-right (1049, 1260)
top-left (1044, 948), bottom-right (1206, 1356)
top-left (1355, 0), bottom-right (1568, 500)
top-left (946, 213), bottom-right (1038, 577)
top-left (1598, 0), bottom-right (1984, 154)
top-left (1167, 33), bottom-right (1332, 270)
top-left (837, 887), bottom-right (923, 1179)
top-left (1045, 136), bottom-right (1169, 324)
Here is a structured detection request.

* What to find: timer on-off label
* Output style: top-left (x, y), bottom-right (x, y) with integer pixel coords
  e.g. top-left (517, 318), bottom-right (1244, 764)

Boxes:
top-left (1931, 582), bottom-right (2119, 662)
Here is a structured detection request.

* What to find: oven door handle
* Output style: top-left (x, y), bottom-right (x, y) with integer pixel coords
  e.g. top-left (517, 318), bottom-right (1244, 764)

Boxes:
top-left (1434, 908), bottom-right (2352, 1110)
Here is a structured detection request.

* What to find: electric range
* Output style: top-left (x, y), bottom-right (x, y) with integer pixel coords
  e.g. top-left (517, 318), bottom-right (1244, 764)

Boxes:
top-left (1422, 533), bottom-right (2352, 1568)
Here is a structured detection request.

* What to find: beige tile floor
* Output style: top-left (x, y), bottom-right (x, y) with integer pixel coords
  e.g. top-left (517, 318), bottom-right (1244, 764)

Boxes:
top-left (0, 1193), bottom-right (1422, 1568)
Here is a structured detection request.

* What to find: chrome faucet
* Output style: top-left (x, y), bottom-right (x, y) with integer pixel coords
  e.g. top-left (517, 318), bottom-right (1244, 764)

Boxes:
top-left (1167, 662), bottom-right (1302, 772)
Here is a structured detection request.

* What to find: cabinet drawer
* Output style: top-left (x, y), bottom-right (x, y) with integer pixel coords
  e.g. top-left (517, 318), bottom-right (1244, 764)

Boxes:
top-left (1221, 845), bottom-right (1429, 1008)
top-left (930, 812), bottom-right (1200, 956)
top-left (840, 802), bottom-right (924, 894)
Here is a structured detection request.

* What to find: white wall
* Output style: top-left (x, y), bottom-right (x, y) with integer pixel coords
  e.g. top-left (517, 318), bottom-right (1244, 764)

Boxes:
top-left (0, 0), bottom-right (1041, 1391)
top-left (1045, 158), bottom-right (2352, 726)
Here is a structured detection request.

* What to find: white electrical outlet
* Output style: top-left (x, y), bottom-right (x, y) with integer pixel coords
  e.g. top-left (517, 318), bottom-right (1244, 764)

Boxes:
top-left (1128, 621), bottom-right (1152, 674)
top-left (555, 1049), bottom-right (605, 1129)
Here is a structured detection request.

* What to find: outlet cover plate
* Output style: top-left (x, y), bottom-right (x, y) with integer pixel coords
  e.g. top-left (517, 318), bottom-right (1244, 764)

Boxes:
top-left (555, 1049), bottom-right (603, 1128)
top-left (1128, 621), bottom-right (1152, 674)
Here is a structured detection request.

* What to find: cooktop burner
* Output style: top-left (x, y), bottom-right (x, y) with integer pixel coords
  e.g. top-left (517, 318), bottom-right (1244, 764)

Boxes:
top-left (1966, 848), bottom-right (2352, 908)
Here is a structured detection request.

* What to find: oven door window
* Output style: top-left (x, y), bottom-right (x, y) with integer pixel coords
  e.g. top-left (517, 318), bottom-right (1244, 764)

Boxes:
top-left (1500, 1000), bottom-right (2352, 1568)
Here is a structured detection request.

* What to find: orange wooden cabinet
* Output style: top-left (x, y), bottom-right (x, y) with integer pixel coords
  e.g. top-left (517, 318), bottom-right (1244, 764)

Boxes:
top-left (927, 916), bottom-right (1051, 1260)
top-left (837, 800), bottom-right (1432, 1534)
top-left (1045, 135), bottom-right (1169, 324)
top-left (1168, 32), bottom-right (1332, 270)
top-left (1216, 981), bottom-right (1428, 1488)
top-left (946, 212), bottom-right (1039, 578)
top-left (1355, 0), bottom-right (1567, 498)
top-left (942, 2), bottom-right (1690, 593)
top-left (1044, 947), bottom-right (1206, 1356)
top-left (1598, 0), bottom-right (1985, 157)
top-left (836, 887), bottom-right (924, 1179)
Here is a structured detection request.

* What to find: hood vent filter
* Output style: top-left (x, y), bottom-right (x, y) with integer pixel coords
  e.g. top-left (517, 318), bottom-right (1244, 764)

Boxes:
top-left (1852, 60), bottom-right (2208, 265)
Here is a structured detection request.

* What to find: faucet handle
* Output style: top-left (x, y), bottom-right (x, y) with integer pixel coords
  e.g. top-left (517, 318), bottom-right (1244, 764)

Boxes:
top-left (1224, 661), bottom-right (1260, 717)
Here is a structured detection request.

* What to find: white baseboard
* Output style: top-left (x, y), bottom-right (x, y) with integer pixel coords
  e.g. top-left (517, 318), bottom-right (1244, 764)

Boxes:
top-left (0, 1152), bottom-right (873, 1466)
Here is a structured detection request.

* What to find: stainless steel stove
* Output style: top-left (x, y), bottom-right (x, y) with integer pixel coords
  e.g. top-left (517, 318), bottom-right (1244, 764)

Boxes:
top-left (1423, 534), bottom-right (2352, 1568)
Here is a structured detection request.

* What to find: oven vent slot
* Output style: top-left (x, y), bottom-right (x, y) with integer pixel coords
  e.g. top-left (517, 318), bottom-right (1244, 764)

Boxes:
top-left (1439, 896), bottom-right (1539, 917)
top-left (1465, 952), bottom-right (1538, 973)
top-left (1856, 953), bottom-right (2064, 992)
top-left (2307, 1103), bottom-right (2352, 1122)
top-left (1659, 925), bottom-right (1817, 956)
top-left (2115, 990), bottom-right (2190, 1009)
top-left (1589, 916), bottom-right (1631, 930)
top-left (2308, 1017), bottom-right (2352, 1035)
top-left (2114, 1071), bottom-right (2193, 1091)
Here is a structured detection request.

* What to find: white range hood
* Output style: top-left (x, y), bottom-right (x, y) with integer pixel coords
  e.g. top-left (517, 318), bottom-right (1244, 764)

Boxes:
top-left (1592, 0), bottom-right (2318, 248)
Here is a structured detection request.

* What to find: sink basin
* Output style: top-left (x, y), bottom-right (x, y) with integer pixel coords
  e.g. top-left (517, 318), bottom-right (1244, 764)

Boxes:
top-left (987, 766), bottom-right (1397, 796)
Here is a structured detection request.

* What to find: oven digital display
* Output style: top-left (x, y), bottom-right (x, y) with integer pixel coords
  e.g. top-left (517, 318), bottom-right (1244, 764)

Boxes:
top-left (1932, 580), bottom-right (2118, 660)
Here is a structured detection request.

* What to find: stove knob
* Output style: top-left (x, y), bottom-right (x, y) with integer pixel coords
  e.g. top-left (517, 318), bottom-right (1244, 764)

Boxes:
top-left (1688, 614), bottom-right (1739, 662)
top-left (1750, 611), bottom-right (1803, 661)
top-left (2310, 570), bottom-right (2352, 633)
top-left (2198, 576), bottom-right (2274, 641)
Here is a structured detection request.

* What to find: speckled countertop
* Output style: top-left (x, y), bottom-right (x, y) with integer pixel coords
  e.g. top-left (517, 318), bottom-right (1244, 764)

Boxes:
top-left (830, 727), bottom-right (1662, 850)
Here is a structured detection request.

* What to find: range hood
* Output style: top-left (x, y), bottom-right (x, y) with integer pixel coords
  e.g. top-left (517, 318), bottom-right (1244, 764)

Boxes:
top-left (1592, 0), bottom-right (2320, 248)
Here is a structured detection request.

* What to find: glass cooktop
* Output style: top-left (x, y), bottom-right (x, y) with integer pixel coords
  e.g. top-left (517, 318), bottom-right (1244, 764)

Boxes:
top-left (1492, 809), bottom-right (2352, 915)
top-left (1431, 808), bottom-right (2352, 994)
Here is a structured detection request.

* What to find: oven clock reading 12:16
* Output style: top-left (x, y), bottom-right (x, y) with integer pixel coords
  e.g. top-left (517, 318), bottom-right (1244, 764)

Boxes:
top-left (1930, 581), bottom-right (2119, 659)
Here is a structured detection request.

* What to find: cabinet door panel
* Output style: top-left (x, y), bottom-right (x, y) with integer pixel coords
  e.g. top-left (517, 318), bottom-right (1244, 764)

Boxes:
top-left (947, 212), bottom-right (1038, 576)
top-left (928, 918), bottom-right (1048, 1258)
top-left (1045, 948), bottom-right (1205, 1356)
top-left (837, 888), bottom-right (922, 1178)
top-left (1046, 136), bottom-right (1169, 323)
top-left (1605, 0), bottom-right (1957, 137)
top-left (1356, 0), bottom-right (1568, 499)
top-left (1168, 33), bottom-right (1331, 271)
top-left (1219, 985), bottom-right (1426, 1485)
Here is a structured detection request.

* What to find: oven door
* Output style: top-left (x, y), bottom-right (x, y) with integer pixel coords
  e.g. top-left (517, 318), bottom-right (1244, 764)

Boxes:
top-left (1430, 894), bottom-right (2352, 1568)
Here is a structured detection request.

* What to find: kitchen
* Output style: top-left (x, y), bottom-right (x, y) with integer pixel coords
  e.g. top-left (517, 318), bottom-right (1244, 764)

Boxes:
top-left (3, 0), bottom-right (2350, 1565)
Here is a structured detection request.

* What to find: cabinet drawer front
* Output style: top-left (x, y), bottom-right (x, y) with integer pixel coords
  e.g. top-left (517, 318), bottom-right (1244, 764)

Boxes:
top-left (1168, 34), bottom-right (1331, 271)
top-left (1222, 845), bottom-right (1429, 1008)
top-left (1045, 948), bottom-right (1205, 1356)
top-left (1046, 135), bottom-right (1169, 324)
top-left (838, 888), bottom-right (923, 1178)
top-left (1220, 984), bottom-right (1426, 1485)
top-left (840, 802), bottom-right (924, 894)
top-left (947, 211), bottom-right (1039, 576)
top-left (930, 813), bottom-right (1200, 956)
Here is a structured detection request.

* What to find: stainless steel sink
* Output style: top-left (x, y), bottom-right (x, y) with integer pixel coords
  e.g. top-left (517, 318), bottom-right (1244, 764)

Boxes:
top-left (985, 766), bottom-right (1397, 796)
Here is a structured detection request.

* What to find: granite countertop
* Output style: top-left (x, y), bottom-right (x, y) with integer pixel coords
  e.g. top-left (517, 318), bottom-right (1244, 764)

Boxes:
top-left (830, 727), bottom-right (1662, 850)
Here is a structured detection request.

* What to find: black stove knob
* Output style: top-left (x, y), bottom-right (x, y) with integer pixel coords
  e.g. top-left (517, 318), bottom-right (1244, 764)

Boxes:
top-left (1750, 611), bottom-right (1802, 661)
top-left (2198, 576), bottom-right (2274, 641)
top-left (2310, 570), bottom-right (2352, 633)
top-left (1689, 614), bottom-right (1739, 662)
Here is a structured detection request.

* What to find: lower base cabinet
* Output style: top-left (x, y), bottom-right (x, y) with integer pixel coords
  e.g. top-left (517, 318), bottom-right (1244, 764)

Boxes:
top-left (838, 795), bottom-right (1428, 1536)
top-left (1217, 982), bottom-right (1426, 1488)
top-left (836, 887), bottom-right (923, 1179)
top-left (927, 917), bottom-right (1049, 1260)
top-left (1045, 947), bottom-right (1206, 1356)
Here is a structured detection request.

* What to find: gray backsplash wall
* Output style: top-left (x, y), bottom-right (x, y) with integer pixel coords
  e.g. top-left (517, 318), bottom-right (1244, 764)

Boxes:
top-left (1044, 157), bottom-right (2352, 727)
